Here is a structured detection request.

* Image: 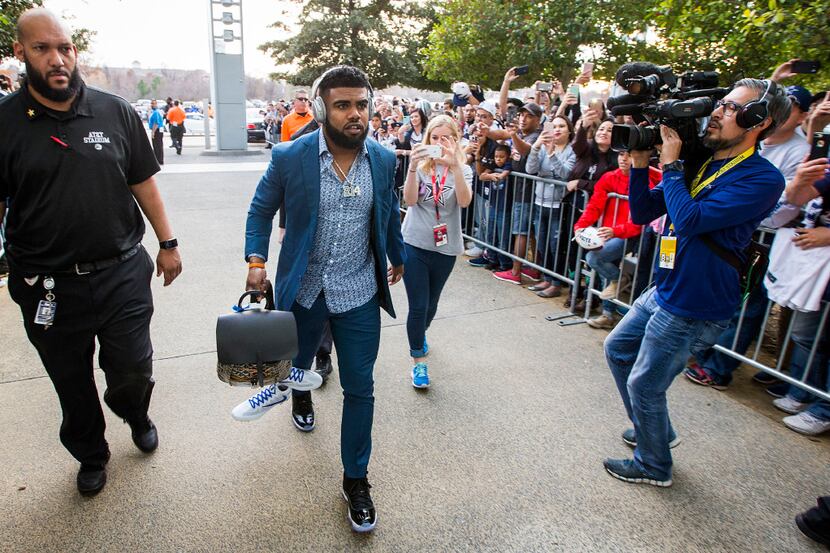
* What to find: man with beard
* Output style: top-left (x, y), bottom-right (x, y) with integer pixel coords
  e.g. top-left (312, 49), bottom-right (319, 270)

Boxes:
top-left (0, 8), bottom-right (182, 496)
top-left (601, 79), bottom-right (790, 487)
top-left (241, 65), bottom-right (405, 532)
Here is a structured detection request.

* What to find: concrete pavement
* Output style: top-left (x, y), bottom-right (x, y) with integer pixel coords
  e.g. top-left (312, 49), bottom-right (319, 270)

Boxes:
top-left (1, 138), bottom-right (828, 552)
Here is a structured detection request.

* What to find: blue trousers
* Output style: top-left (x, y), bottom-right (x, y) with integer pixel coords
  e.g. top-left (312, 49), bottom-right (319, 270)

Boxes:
top-left (604, 287), bottom-right (729, 479)
top-left (403, 243), bottom-right (456, 357)
top-left (291, 294), bottom-right (380, 478)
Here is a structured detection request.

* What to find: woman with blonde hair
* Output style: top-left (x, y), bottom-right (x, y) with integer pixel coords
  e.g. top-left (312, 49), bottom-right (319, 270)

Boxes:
top-left (401, 115), bottom-right (473, 388)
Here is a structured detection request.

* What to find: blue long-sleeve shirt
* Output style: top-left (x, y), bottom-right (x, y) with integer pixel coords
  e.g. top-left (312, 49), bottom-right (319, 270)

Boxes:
top-left (628, 152), bottom-right (784, 320)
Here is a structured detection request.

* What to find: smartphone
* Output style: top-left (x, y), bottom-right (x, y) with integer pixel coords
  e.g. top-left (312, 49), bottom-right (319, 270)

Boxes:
top-left (568, 84), bottom-right (580, 96)
top-left (543, 122), bottom-right (556, 133)
top-left (514, 65), bottom-right (530, 76)
top-left (589, 98), bottom-right (604, 111)
top-left (581, 61), bottom-right (595, 74)
top-left (403, 116), bottom-right (411, 125)
top-left (536, 82), bottom-right (553, 92)
top-left (423, 144), bottom-right (443, 159)
top-left (810, 132), bottom-right (830, 160)
top-left (792, 60), bottom-right (821, 74)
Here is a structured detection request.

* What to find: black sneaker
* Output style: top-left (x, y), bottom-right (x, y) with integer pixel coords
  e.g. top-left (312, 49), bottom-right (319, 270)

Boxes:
top-left (315, 354), bottom-right (333, 384)
top-left (342, 476), bottom-right (377, 532)
top-left (77, 450), bottom-right (110, 497)
top-left (127, 415), bottom-right (158, 453)
top-left (467, 256), bottom-right (490, 268)
top-left (766, 382), bottom-right (789, 398)
top-left (291, 392), bottom-right (315, 432)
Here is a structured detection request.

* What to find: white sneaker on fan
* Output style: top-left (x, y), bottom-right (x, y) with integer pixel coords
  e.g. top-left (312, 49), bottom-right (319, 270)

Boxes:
top-left (232, 384), bottom-right (290, 421)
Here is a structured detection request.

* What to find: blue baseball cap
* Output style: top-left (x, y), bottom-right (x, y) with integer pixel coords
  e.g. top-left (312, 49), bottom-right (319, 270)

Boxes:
top-left (786, 85), bottom-right (812, 112)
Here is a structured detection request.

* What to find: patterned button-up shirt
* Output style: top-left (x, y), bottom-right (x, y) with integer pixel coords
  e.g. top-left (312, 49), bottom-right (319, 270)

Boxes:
top-left (295, 134), bottom-right (376, 313)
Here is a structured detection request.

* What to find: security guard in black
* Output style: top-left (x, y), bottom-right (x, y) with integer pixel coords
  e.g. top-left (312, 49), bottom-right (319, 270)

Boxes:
top-left (0, 8), bottom-right (182, 497)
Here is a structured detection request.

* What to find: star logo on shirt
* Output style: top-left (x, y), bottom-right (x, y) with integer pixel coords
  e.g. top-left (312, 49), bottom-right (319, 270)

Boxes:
top-left (27, 109), bottom-right (35, 118)
top-left (422, 181), bottom-right (454, 207)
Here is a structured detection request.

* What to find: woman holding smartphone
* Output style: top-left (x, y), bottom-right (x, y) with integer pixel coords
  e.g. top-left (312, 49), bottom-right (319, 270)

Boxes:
top-left (402, 115), bottom-right (473, 388)
top-left (525, 115), bottom-right (576, 297)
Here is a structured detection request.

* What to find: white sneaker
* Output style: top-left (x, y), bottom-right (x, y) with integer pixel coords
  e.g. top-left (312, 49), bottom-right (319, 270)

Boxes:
top-left (783, 412), bottom-right (830, 436)
top-left (772, 396), bottom-right (810, 415)
top-left (232, 384), bottom-right (290, 421)
top-left (464, 246), bottom-right (483, 257)
top-left (280, 367), bottom-right (323, 391)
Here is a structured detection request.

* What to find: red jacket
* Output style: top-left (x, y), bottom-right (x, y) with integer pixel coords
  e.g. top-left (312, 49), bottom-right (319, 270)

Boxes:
top-left (574, 166), bottom-right (662, 239)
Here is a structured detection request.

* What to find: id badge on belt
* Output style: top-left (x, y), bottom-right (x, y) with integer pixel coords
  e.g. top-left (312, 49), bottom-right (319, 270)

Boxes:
top-left (659, 235), bottom-right (677, 270)
top-left (33, 276), bottom-right (57, 328)
top-left (433, 223), bottom-right (449, 247)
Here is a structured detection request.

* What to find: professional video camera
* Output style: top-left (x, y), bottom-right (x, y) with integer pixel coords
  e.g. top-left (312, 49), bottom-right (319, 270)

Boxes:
top-left (607, 62), bottom-right (730, 170)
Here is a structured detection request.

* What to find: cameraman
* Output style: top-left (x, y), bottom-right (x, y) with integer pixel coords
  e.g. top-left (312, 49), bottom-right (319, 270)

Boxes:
top-left (602, 78), bottom-right (789, 487)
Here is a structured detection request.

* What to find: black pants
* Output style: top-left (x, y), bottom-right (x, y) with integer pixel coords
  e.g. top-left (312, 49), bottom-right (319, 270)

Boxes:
top-left (317, 322), bottom-right (333, 357)
top-left (170, 125), bottom-right (184, 154)
top-left (7, 248), bottom-right (155, 466)
top-left (152, 129), bottom-right (164, 165)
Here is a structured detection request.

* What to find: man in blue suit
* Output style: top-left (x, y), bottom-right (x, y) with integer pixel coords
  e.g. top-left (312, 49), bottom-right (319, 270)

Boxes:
top-left (242, 66), bottom-right (405, 533)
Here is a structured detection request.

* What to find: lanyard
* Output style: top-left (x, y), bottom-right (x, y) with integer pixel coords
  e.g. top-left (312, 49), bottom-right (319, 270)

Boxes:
top-left (689, 146), bottom-right (754, 198)
top-left (431, 165), bottom-right (449, 221)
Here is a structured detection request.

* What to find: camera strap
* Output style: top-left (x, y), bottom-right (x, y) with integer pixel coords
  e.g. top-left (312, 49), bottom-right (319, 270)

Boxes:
top-left (689, 146), bottom-right (754, 198)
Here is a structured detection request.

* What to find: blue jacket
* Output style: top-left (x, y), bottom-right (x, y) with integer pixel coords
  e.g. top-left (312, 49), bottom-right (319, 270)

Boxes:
top-left (245, 130), bottom-right (406, 317)
top-left (628, 152), bottom-right (784, 320)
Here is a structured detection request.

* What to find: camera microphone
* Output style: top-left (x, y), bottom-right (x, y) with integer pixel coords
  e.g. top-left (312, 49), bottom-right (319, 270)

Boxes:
top-left (614, 62), bottom-right (664, 89)
top-left (610, 104), bottom-right (644, 117)
top-left (606, 94), bottom-right (650, 110)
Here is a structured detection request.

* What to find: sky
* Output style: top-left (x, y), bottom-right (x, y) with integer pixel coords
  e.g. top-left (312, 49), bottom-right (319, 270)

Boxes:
top-left (41, 0), bottom-right (300, 77)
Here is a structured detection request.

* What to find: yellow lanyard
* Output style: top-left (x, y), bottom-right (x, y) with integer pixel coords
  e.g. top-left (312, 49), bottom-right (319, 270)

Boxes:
top-left (689, 146), bottom-right (755, 198)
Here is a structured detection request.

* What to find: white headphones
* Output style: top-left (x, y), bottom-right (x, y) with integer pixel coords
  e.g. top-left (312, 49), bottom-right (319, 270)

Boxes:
top-left (310, 66), bottom-right (375, 124)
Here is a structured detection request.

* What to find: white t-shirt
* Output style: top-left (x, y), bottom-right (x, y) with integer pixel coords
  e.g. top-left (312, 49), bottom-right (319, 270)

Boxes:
top-left (760, 133), bottom-right (810, 180)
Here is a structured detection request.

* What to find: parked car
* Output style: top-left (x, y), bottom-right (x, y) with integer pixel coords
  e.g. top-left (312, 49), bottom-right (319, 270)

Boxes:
top-left (184, 112), bottom-right (215, 136)
top-left (246, 107), bottom-right (266, 142)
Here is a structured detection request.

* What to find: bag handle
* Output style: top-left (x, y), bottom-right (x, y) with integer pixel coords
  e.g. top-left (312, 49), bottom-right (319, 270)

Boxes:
top-left (236, 280), bottom-right (275, 310)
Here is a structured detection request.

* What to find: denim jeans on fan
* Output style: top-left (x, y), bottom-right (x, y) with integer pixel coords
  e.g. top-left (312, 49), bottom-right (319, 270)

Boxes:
top-left (784, 309), bottom-right (829, 405)
top-left (604, 287), bottom-right (729, 480)
top-left (402, 243), bottom-right (456, 357)
top-left (586, 237), bottom-right (626, 314)
top-left (485, 196), bottom-right (511, 267)
top-left (533, 205), bottom-right (564, 286)
top-left (695, 284), bottom-right (769, 384)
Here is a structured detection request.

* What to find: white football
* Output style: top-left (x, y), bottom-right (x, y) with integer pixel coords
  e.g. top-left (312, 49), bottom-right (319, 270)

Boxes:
top-left (575, 227), bottom-right (606, 251)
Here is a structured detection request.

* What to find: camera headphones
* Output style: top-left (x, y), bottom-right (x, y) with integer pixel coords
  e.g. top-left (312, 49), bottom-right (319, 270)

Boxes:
top-left (735, 79), bottom-right (780, 129)
top-left (310, 66), bottom-right (375, 124)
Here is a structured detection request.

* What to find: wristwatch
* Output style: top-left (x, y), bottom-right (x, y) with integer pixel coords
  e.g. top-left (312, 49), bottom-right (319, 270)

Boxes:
top-left (159, 238), bottom-right (178, 250)
top-left (663, 160), bottom-right (684, 173)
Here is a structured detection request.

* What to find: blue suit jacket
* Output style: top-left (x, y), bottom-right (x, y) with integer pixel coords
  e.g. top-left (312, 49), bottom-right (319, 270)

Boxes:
top-left (245, 130), bottom-right (406, 318)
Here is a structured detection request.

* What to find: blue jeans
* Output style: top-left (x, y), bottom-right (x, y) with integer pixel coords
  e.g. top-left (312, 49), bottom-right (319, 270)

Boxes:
top-left (534, 205), bottom-right (563, 286)
top-left (697, 284), bottom-right (769, 384)
top-left (785, 309), bottom-right (829, 404)
top-left (291, 293), bottom-right (380, 478)
top-left (486, 197), bottom-right (511, 267)
top-left (403, 243), bottom-right (456, 357)
top-left (586, 237), bottom-right (626, 314)
top-left (511, 201), bottom-right (532, 235)
top-left (604, 287), bottom-right (729, 479)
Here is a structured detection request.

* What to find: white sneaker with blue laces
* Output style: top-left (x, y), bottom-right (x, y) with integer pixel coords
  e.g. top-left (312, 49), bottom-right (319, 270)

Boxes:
top-left (232, 384), bottom-right (290, 421)
top-left (280, 366), bottom-right (323, 391)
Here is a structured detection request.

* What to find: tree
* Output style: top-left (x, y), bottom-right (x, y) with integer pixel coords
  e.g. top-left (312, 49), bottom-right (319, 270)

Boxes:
top-left (651, 0), bottom-right (830, 89)
top-left (136, 79), bottom-right (150, 98)
top-left (0, 0), bottom-right (95, 60)
top-left (259, 0), bottom-right (441, 90)
top-left (421, 0), bottom-right (661, 89)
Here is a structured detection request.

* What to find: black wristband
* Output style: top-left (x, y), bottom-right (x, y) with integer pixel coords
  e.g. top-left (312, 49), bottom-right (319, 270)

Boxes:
top-left (159, 238), bottom-right (178, 250)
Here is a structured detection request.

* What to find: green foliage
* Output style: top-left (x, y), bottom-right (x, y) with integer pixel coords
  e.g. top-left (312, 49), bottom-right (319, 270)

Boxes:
top-left (421, 0), bottom-right (663, 89)
top-left (652, 0), bottom-right (830, 89)
top-left (0, 0), bottom-right (95, 60)
top-left (260, 0), bottom-right (440, 90)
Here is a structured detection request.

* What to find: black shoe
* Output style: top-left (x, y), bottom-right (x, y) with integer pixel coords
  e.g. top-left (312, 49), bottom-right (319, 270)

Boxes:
top-left (796, 511), bottom-right (830, 546)
top-left (176, 150), bottom-right (182, 155)
top-left (315, 354), bottom-right (333, 384)
top-left (291, 393), bottom-right (315, 432)
top-left (342, 476), bottom-right (377, 532)
top-left (77, 450), bottom-right (110, 497)
top-left (127, 415), bottom-right (158, 453)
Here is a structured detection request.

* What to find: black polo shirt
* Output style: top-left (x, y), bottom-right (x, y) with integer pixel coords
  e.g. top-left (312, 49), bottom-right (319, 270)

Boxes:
top-left (0, 83), bottom-right (159, 273)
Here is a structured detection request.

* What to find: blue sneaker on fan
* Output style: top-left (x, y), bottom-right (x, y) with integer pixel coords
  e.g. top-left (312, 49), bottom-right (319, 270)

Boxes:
top-left (411, 362), bottom-right (429, 388)
top-left (232, 384), bottom-right (290, 421)
top-left (603, 458), bottom-right (672, 487)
